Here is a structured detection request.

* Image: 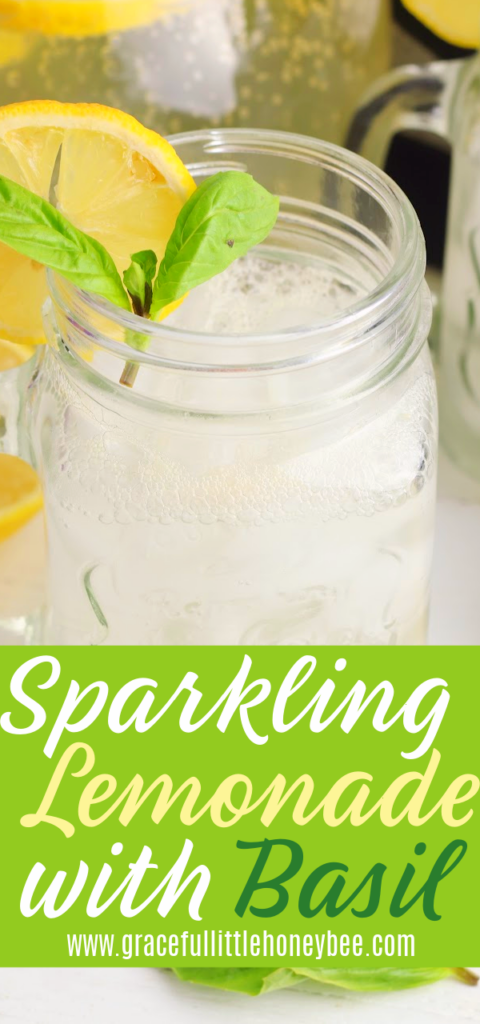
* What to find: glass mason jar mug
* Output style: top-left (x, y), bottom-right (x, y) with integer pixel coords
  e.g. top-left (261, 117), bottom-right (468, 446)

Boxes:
top-left (348, 52), bottom-right (480, 480)
top-left (0, 0), bottom-right (391, 143)
top-left (31, 130), bottom-right (436, 646)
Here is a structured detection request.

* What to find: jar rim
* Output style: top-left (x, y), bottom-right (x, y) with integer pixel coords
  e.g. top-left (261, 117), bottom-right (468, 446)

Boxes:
top-left (49, 127), bottom-right (427, 374)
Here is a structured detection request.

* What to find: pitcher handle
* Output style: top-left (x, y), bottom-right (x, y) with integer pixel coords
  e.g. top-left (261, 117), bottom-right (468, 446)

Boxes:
top-left (346, 59), bottom-right (465, 167)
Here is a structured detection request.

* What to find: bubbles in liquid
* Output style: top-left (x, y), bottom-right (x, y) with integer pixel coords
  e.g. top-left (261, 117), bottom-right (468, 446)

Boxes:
top-left (168, 253), bottom-right (362, 334)
top-left (44, 364), bottom-right (435, 530)
top-left (0, 0), bottom-right (390, 141)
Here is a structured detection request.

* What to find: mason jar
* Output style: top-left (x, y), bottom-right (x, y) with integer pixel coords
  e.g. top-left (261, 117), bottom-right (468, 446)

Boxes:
top-left (0, 0), bottom-right (391, 143)
top-left (31, 129), bottom-right (436, 646)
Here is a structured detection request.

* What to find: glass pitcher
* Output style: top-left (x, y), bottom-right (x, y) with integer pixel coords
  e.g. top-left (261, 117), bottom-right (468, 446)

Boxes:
top-left (0, 346), bottom-right (46, 644)
top-left (0, 0), bottom-right (390, 143)
top-left (347, 53), bottom-right (480, 480)
top-left (0, 344), bottom-right (36, 457)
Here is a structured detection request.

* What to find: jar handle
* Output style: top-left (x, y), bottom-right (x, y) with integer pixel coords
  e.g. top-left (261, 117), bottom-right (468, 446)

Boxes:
top-left (346, 58), bottom-right (465, 168)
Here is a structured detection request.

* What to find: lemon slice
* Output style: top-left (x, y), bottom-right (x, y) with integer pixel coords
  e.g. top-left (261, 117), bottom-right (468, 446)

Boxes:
top-left (0, 337), bottom-right (35, 370)
top-left (0, 100), bottom-right (196, 344)
top-left (401, 0), bottom-right (480, 48)
top-left (0, 453), bottom-right (42, 542)
top-left (0, 0), bottom-right (164, 37)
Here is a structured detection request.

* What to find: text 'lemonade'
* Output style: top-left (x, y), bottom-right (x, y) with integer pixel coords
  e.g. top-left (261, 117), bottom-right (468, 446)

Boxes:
top-left (31, 130), bottom-right (437, 645)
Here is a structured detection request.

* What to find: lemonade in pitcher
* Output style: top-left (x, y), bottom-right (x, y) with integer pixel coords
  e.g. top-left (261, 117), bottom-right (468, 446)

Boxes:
top-left (0, 342), bottom-right (45, 643)
top-left (0, 0), bottom-right (390, 142)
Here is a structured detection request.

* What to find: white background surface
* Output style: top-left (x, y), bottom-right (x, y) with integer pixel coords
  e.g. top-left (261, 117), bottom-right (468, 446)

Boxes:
top-left (0, 965), bottom-right (478, 1023)
top-left (0, 453), bottom-right (479, 1021)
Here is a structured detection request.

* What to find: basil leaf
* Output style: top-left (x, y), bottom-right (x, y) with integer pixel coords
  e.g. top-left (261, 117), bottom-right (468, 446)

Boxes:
top-left (0, 174), bottom-right (130, 310)
top-left (170, 966), bottom-right (468, 996)
top-left (132, 248), bottom-right (158, 284)
top-left (289, 967), bottom-right (458, 992)
top-left (151, 171), bottom-right (279, 319)
top-left (171, 968), bottom-right (276, 996)
top-left (123, 249), bottom-right (157, 315)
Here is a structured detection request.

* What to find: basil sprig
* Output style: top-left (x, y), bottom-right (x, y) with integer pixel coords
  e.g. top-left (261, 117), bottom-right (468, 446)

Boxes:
top-left (0, 167), bottom-right (279, 388)
top-left (0, 169), bottom-right (278, 323)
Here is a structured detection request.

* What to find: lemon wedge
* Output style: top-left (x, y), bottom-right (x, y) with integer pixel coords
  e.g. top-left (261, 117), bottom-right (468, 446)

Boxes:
top-left (0, 100), bottom-right (196, 344)
top-left (0, 452), bottom-right (42, 542)
top-left (401, 0), bottom-right (480, 48)
top-left (0, 0), bottom-right (163, 37)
